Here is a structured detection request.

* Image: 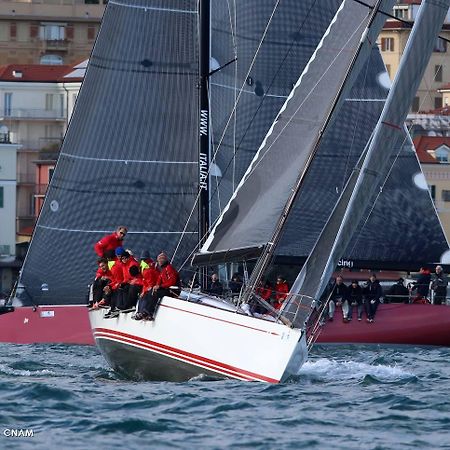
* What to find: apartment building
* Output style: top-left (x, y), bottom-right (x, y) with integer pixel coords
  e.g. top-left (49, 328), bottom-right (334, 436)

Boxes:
top-left (0, 0), bottom-right (105, 65)
top-left (379, 1), bottom-right (450, 112)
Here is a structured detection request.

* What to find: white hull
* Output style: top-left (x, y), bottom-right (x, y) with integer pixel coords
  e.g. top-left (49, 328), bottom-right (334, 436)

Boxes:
top-left (89, 295), bottom-right (307, 383)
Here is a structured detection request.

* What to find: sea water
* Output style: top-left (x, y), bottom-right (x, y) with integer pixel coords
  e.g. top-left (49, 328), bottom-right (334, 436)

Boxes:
top-left (0, 343), bottom-right (449, 449)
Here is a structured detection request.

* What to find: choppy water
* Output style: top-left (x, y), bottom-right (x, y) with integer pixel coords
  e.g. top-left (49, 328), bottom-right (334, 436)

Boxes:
top-left (0, 343), bottom-right (449, 449)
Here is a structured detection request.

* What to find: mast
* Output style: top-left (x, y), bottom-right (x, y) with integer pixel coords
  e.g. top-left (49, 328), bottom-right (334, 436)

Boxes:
top-left (199, 0), bottom-right (211, 289)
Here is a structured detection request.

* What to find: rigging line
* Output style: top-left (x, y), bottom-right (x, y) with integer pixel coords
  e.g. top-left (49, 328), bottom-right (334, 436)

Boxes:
top-left (59, 153), bottom-right (197, 164)
top-left (37, 225), bottom-right (196, 234)
top-left (210, 0), bottom-right (282, 166)
top-left (209, 0), bottom-right (322, 203)
top-left (340, 54), bottom-right (372, 193)
top-left (224, 18), bottom-right (370, 188)
top-left (208, 58), bottom-right (237, 77)
top-left (226, 0), bottom-right (238, 191)
top-left (352, 0), bottom-right (450, 45)
top-left (173, 0), bottom-right (282, 261)
top-left (108, 1), bottom-right (197, 14)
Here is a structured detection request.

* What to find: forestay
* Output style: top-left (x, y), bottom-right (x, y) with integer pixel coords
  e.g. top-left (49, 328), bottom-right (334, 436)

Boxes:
top-left (283, 0), bottom-right (450, 328)
top-left (193, 0), bottom-right (395, 265)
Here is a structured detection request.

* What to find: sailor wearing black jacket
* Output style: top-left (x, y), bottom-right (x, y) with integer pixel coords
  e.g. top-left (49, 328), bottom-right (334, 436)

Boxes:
top-left (349, 280), bottom-right (364, 321)
top-left (363, 274), bottom-right (383, 323)
top-left (328, 276), bottom-right (349, 322)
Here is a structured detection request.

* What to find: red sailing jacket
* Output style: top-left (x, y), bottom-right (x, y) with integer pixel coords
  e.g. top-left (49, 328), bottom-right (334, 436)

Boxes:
top-left (95, 267), bottom-right (113, 281)
top-left (275, 282), bottom-right (289, 301)
top-left (121, 257), bottom-right (140, 284)
top-left (256, 286), bottom-right (272, 301)
top-left (109, 261), bottom-right (124, 290)
top-left (142, 266), bottom-right (160, 293)
top-left (94, 233), bottom-right (123, 257)
top-left (157, 263), bottom-right (180, 289)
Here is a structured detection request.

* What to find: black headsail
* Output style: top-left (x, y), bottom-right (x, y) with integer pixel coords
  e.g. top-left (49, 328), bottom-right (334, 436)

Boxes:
top-left (17, 0), bottom-right (200, 306)
top-left (282, 0), bottom-right (450, 328)
top-left (275, 46), bottom-right (449, 271)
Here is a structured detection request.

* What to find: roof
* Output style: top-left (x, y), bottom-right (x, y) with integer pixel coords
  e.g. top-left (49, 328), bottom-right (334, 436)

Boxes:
top-left (413, 135), bottom-right (450, 163)
top-left (0, 64), bottom-right (84, 82)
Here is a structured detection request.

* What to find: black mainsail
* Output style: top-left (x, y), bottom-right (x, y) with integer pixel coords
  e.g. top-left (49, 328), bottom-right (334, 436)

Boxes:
top-left (18, 0), bottom-right (200, 305)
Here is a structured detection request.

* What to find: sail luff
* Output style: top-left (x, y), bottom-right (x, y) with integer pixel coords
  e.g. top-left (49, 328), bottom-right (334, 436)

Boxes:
top-left (284, 0), bottom-right (450, 328)
top-left (193, 0), bottom-right (394, 265)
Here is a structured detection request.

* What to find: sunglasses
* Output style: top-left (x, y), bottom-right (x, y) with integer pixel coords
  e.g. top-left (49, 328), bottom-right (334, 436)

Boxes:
top-left (119, 231), bottom-right (127, 236)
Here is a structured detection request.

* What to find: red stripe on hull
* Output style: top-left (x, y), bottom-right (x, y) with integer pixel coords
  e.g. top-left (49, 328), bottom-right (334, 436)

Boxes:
top-left (94, 327), bottom-right (279, 383)
top-left (0, 306), bottom-right (94, 345)
top-left (316, 303), bottom-right (450, 346)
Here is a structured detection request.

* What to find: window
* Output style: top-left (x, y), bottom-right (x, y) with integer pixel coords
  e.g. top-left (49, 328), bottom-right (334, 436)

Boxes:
top-left (381, 37), bottom-right (394, 52)
top-left (87, 25), bottom-right (96, 40)
top-left (394, 7), bottom-right (409, 20)
top-left (4, 93), bottom-right (12, 116)
top-left (436, 147), bottom-right (449, 162)
top-left (48, 168), bottom-right (54, 182)
top-left (39, 23), bottom-right (65, 41)
top-left (429, 185), bottom-right (436, 201)
top-left (0, 124), bottom-right (9, 143)
top-left (0, 186), bottom-right (3, 208)
top-left (385, 64), bottom-right (391, 78)
top-left (435, 65), bottom-right (443, 82)
top-left (435, 96), bottom-right (443, 109)
top-left (412, 96), bottom-right (420, 112)
top-left (442, 190), bottom-right (450, 201)
top-left (10, 23), bottom-right (16, 40)
top-left (40, 54), bottom-right (63, 65)
top-left (434, 37), bottom-right (447, 53)
top-left (45, 93), bottom-right (53, 111)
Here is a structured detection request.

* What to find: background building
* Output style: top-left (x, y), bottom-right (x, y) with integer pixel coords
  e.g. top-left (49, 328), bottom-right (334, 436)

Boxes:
top-left (379, 0), bottom-right (450, 112)
top-left (0, 140), bottom-right (20, 295)
top-left (414, 135), bottom-right (450, 240)
top-left (0, 0), bottom-right (105, 66)
top-left (0, 63), bottom-right (83, 242)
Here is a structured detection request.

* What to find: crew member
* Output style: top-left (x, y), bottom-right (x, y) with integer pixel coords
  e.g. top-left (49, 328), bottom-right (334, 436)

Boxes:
top-left (94, 226), bottom-right (128, 257)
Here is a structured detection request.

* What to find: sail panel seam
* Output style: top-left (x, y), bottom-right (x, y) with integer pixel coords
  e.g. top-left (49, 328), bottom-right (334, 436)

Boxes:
top-left (37, 225), bottom-right (197, 234)
top-left (108, 1), bottom-right (197, 14)
top-left (59, 153), bottom-right (197, 164)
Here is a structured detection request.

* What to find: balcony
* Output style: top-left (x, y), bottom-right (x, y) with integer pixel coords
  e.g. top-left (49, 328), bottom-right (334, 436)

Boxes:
top-left (18, 138), bottom-right (63, 152)
top-left (0, 108), bottom-right (66, 121)
top-left (35, 183), bottom-right (49, 196)
top-left (40, 38), bottom-right (70, 52)
top-left (16, 217), bottom-right (36, 237)
top-left (17, 173), bottom-right (36, 185)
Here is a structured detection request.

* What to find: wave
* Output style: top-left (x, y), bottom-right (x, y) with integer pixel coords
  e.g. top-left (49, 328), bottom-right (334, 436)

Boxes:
top-left (298, 358), bottom-right (416, 383)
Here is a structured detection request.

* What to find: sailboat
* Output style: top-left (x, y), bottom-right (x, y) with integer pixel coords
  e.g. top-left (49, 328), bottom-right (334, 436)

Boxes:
top-left (88, 0), bottom-right (449, 382)
top-left (2, 0), bottom-right (449, 353)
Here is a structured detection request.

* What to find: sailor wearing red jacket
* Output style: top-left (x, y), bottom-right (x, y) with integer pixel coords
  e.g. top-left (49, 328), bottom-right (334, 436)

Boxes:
top-left (91, 257), bottom-right (113, 307)
top-left (119, 252), bottom-right (139, 284)
top-left (141, 263), bottom-right (160, 295)
top-left (274, 275), bottom-right (289, 310)
top-left (94, 226), bottom-right (128, 257)
top-left (134, 252), bottom-right (180, 321)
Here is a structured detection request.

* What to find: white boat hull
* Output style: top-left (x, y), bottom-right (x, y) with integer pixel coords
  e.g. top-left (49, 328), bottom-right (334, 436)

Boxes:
top-left (89, 296), bottom-right (307, 383)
